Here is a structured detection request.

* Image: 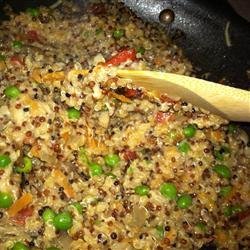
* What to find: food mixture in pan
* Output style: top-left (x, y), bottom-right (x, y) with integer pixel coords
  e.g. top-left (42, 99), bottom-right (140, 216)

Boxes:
top-left (0, 1), bottom-right (249, 250)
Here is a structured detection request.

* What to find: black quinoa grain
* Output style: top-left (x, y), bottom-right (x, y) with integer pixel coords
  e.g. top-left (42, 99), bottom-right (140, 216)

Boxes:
top-left (202, 168), bottom-right (211, 180)
top-left (156, 246), bottom-right (163, 250)
top-left (195, 234), bottom-right (203, 239)
top-left (165, 226), bottom-right (170, 231)
top-left (38, 14), bottom-right (50, 23)
top-left (20, 173), bottom-right (27, 189)
top-left (114, 180), bottom-right (120, 186)
top-left (123, 200), bottom-right (132, 213)
top-left (0, 211), bottom-right (3, 219)
top-left (39, 116), bottom-right (46, 122)
top-left (110, 232), bottom-right (117, 239)
top-left (180, 238), bottom-right (187, 244)
top-left (23, 107), bottom-right (29, 112)
top-left (28, 241), bottom-right (35, 247)
top-left (204, 148), bottom-right (210, 154)
top-left (37, 228), bottom-right (44, 235)
top-left (156, 205), bottom-right (162, 211)
top-left (79, 171), bottom-right (90, 181)
top-left (139, 232), bottom-right (148, 239)
top-left (182, 221), bottom-right (188, 229)
top-left (48, 69), bottom-right (53, 73)
top-left (15, 103), bottom-right (21, 109)
top-left (38, 209), bottom-right (44, 216)
top-left (60, 193), bottom-right (66, 200)
top-left (77, 74), bottom-right (83, 80)
top-left (98, 188), bottom-right (107, 197)
top-left (198, 161), bottom-right (203, 166)
top-left (111, 209), bottom-right (119, 219)
top-left (189, 182), bottom-right (194, 187)
top-left (65, 92), bottom-right (71, 97)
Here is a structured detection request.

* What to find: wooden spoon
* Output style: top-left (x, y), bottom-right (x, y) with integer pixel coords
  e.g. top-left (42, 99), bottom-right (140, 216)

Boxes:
top-left (34, 67), bottom-right (249, 121)
top-left (117, 70), bottom-right (250, 122)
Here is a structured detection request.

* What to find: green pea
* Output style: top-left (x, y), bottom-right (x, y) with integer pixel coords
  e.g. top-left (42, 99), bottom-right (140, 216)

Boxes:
top-left (12, 40), bottom-right (23, 49)
top-left (83, 31), bottom-right (90, 38)
top-left (177, 140), bottom-right (190, 153)
top-left (89, 162), bottom-right (103, 176)
top-left (26, 7), bottom-right (40, 17)
top-left (46, 247), bottom-right (60, 250)
top-left (223, 206), bottom-right (233, 217)
top-left (169, 129), bottom-right (177, 138)
top-left (214, 146), bottom-right (230, 161)
top-left (223, 205), bottom-right (242, 217)
top-left (4, 85), bottom-right (21, 99)
top-left (104, 154), bottom-right (120, 167)
top-left (228, 123), bottom-right (237, 134)
top-left (113, 29), bottom-right (125, 39)
top-left (155, 225), bottom-right (164, 239)
top-left (79, 147), bottom-right (89, 164)
top-left (219, 186), bottom-right (232, 197)
top-left (71, 202), bottom-right (83, 214)
top-left (212, 164), bottom-right (231, 179)
top-left (95, 28), bottom-right (103, 35)
top-left (53, 211), bottom-right (73, 231)
top-left (94, 219), bottom-right (101, 225)
top-left (11, 242), bottom-right (29, 250)
top-left (0, 54), bottom-right (6, 61)
top-left (127, 166), bottom-right (133, 174)
top-left (231, 205), bottom-right (242, 215)
top-left (160, 182), bottom-right (177, 200)
top-left (67, 107), bottom-right (81, 120)
top-left (0, 191), bottom-right (13, 208)
top-left (177, 194), bottom-right (192, 209)
top-left (183, 124), bottom-right (197, 138)
top-left (136, 47), bottom-right (145, 55)
top-left (134, 185), bottom-right (150, 196)
top-left (15, 156), bottom-right (32, 174)
top-left (195, 221), bottom-right (206, 232)
top-left (0, 154), bottom-right (11, 168)
top-left (214, 150), bottom-right (223, 161)
top-left (106, 172), bottom-right (117, 179)
top-left (42, 208), bottom-right (56, 223)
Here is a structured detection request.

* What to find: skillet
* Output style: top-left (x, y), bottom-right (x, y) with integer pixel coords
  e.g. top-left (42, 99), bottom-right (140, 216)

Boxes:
top-left (0, 1), bottom-right (249, 249)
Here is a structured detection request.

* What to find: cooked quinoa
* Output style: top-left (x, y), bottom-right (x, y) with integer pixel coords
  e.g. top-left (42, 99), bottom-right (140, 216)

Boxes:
top-left (0, 1), bottom-right (249, 250)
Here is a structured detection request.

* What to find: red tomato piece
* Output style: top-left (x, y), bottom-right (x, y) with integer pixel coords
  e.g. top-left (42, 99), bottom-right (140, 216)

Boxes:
top-left (155, 111), bottom-right (175, 123)
top-left (124, 88), bottom-right (142, 99)
top-left (26, 30), bottom-right (39, 42)
top-left (160, 94), bottom-right (177, 104)
top-left (123, 149), bottom-right (137, 161)
top-left (237, 209), bottom-right (250, 221)
top-left (105, 48), bottom-right (136, 66)
top-left (10, 55), bottom-right (24, 67)
top-left (155, 111), bottom-right (168, 123)
top-left (11, 206), bottom-right (33, 225)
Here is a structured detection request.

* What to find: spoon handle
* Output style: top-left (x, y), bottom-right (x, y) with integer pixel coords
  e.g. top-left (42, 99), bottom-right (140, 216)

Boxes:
top-left (117, 70), bottom-right (250, 122)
